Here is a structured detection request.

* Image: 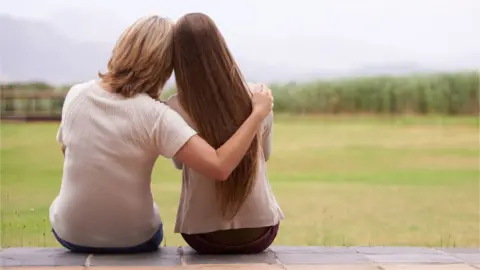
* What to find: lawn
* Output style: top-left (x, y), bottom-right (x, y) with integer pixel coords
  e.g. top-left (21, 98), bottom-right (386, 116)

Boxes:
top-left (0, 115), bottom-right (478, 248)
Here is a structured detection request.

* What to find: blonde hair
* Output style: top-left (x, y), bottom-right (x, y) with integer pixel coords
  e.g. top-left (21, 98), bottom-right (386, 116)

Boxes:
top-left (99, 15), bottom-right (174, 99)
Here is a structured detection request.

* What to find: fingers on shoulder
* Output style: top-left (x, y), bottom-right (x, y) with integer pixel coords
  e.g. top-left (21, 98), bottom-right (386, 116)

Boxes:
top-left (247, 82), bottom-right (269, 93)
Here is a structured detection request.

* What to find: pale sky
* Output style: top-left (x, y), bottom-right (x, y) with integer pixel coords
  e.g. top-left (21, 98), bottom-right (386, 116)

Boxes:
top-left (2, 0), bottom-right (480, 72)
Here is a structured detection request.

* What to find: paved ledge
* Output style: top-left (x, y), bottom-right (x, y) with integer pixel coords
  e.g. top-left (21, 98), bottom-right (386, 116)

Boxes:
top-left (0, 246), bottom-right (479, 269)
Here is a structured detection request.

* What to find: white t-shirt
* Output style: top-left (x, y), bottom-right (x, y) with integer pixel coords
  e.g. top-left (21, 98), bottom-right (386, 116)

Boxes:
top-left (50, 80), bottom-right (197, 247)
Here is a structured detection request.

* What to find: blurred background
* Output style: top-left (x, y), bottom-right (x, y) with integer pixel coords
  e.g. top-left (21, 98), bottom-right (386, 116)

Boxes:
top-left (0, 0), bottom-right (479, 248)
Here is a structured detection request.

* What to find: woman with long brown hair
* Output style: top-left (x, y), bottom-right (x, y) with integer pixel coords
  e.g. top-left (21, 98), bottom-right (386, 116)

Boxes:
top-left (168, 13), bottom-right (284, 254)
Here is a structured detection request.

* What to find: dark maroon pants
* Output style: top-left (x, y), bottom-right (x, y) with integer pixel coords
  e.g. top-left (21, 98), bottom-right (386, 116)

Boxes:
top-left (181, 223), bottom-right (279, 254)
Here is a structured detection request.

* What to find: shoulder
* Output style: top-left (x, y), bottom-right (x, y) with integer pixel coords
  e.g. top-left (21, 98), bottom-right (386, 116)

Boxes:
top-left (140, 96), bottom-right (170, 120)
top-left (62, 81), bottom-right (95, 113)
top-left (138, 96), bottom-right (189, 131)
top-left (164, 94), bottom-right (196, 128)
top-left (65, 81), bottom-right (89, 100)
top-left (246, 82), bottom-right (263, 93)
top-left (164, 94), bottom-right (181, 111)
top-left (264, 111), bottom-right (274, 127)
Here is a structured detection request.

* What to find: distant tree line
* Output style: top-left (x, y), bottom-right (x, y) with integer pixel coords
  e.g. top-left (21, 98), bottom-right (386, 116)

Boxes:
top-left (1, 71), bottom-right (478, 116)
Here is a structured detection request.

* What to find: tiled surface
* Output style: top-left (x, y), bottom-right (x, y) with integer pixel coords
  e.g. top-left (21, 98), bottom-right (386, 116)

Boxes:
top-left (1, 246), bottom-right (479, 268)
top-left (439, 248), bottom-right (480, 265)
top-left (89, 247), bottom-right (180, 266)
top-left (0, 266), bottom-right (283, 270)
top-left (181, 264), bottom-right (282, 269)
top-left (352, 247), bottom-right (444, 255)
top-left (284, 266), bottom-right (380, 270)
top-left (2, 266), bottom-right (477, 270)
top-left (272, 246), bottom-right (357, 254)
top-left (0, 248), bottom-right (87, 266)
top-left (89, 253), bottom-right (181, 267)
top-left (438, 248), bottom-right (480, 254)
top-left (0, 268), bottom-right (86, 270)
top-left (182, 246), bottom-right (278, 265)
top-left (275, 253), bottom-right (372, 264)
top-left (363, 254), bottom-right (463, 264)
top-left (379, 264), bottom-right (477, 270)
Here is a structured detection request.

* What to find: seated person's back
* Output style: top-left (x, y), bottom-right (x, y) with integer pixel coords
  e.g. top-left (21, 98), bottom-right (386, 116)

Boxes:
top-left (168, 12), bottom-right (284, 254)
top-left (168, 90), bottom-right (282, 234)
top-left (52, 80), bottom-right (186, 247)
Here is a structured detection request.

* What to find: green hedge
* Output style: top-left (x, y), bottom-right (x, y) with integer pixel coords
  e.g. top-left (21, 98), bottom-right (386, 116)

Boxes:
top-left (271, 71), bottom-right (479, 115)
top-left (2, 71), bottom-right (479, 116)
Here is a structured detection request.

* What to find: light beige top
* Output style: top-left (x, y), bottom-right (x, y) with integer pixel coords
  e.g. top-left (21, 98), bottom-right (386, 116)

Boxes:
top-left (51, 80), bottom-right (197, 247)
top-left (166, 85), bottom-right (284, 234)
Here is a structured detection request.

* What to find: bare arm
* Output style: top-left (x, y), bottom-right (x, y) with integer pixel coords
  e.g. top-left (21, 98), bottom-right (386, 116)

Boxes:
top-left (174, 111), bottom-right (264, 180)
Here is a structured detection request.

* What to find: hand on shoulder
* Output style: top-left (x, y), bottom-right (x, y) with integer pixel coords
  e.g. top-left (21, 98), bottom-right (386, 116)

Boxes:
top-left (247, 82), bottom-right (271, 93)
top-left (251, 84), bottom-right (274, 120)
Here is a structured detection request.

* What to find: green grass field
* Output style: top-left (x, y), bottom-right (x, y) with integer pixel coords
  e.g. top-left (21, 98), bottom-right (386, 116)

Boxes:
top-left (0, 115), bottom-right (479, 248)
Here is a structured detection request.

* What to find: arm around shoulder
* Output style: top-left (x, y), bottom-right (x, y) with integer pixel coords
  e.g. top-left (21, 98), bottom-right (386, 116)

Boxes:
top-left (153, 104), bottom-right (263, 181)
top-left (155, 88), bottom-right (273, 181)
top-left (174, 136), bottom-right (229, 180)
top-left (173, 110), bottom-right (265, 181)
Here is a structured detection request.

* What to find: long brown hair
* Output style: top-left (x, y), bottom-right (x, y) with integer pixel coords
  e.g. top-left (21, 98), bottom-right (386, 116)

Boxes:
top-left (99, 15), bottom-right (174, 99)
top-left (173, 13), bottom-right (260, 219)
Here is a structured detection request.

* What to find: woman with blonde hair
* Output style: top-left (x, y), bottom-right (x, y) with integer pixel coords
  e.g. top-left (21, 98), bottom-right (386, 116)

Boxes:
top-left (168, 13), bottom-right (284, 254)
top-left (49, 15), bottom-right (274, 254)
